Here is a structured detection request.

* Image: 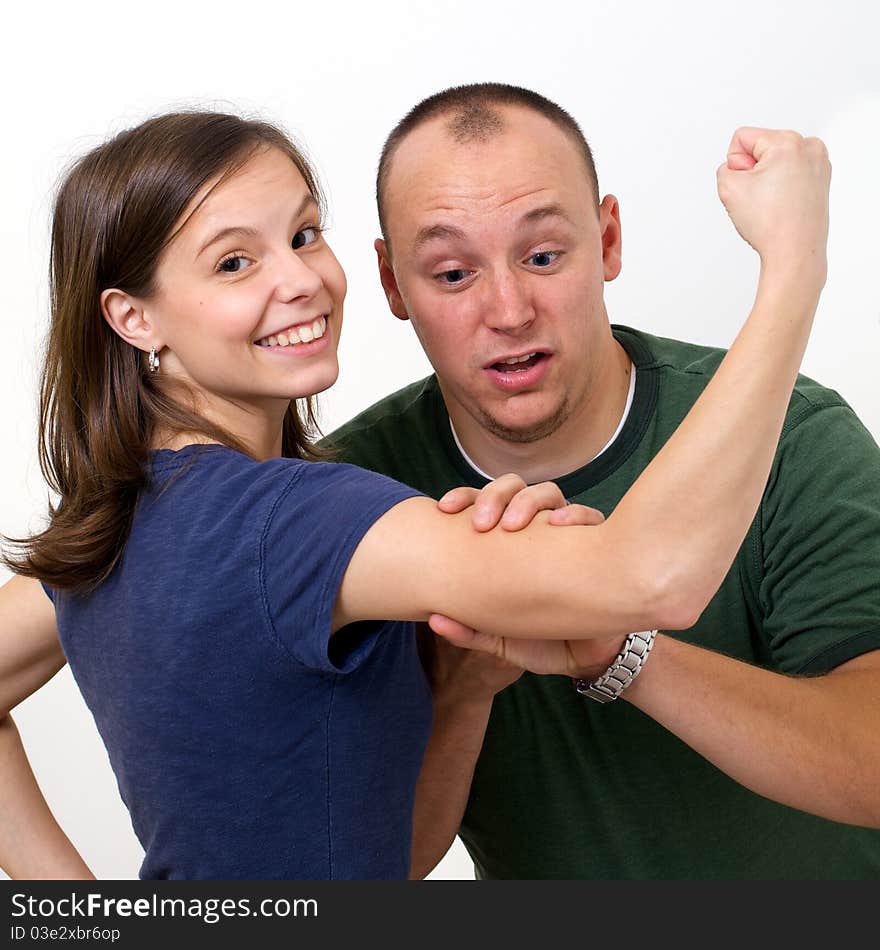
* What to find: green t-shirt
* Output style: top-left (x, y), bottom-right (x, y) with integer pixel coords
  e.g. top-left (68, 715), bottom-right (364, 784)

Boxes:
top-left (327, 325), bottom-right (880, 879)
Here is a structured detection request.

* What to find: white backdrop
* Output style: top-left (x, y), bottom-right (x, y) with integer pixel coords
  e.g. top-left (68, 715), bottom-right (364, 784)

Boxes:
top-left (1, 0), bottom-right (878, 880)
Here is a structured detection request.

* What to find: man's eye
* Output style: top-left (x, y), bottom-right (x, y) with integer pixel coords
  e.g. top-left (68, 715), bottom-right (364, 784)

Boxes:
top-left (292, 227), bottom-right (321, 250)
top-left (527, 251), bottom-right (560, 267)
top-left (436, 268), bottom-right (471, 285)
top-left (218, 255), bottom-right (251, 274)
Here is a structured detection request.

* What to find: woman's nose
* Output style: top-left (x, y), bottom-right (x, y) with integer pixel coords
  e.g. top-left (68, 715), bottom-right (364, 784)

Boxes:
top-left (273, 249), bottom-right (324, 303)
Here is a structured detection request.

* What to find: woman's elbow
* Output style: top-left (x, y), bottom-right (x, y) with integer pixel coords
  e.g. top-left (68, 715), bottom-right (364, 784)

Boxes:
top-left (632, 562), bottom-right (709, 632)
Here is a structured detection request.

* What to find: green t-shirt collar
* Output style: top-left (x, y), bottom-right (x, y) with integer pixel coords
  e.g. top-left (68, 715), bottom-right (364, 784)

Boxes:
top-left (429, 325), bottom-right (660, 495)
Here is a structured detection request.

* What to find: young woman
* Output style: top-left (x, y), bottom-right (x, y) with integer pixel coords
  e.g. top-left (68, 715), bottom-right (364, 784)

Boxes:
top-left (0, 112), bottom-right (830, 879)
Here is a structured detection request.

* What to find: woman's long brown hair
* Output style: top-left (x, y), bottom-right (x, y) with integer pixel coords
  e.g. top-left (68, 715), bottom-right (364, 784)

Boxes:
top-left (4, 112), bottom-right (329, 591)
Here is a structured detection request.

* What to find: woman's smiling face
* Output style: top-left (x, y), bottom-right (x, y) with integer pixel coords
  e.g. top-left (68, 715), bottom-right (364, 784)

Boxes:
top-left (143, 145), bottom-right (347, 421)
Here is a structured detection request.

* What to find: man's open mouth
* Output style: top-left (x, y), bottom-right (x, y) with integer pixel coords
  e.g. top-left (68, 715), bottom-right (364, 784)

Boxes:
top-left (488, 352), bottom-right (548, 373)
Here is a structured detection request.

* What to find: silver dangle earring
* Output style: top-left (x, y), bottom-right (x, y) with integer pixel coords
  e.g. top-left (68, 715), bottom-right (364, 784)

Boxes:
top-left (148, 347), bottom-right (160, 374)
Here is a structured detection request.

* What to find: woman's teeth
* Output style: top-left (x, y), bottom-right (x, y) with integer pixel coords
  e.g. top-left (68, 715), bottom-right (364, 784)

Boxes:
top-left (257, 315), bottom-right (327, 347)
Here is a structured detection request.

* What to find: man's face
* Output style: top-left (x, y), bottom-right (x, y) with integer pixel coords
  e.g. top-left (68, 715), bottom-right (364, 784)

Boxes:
top-left (378, 106), bottom-right (622, 444)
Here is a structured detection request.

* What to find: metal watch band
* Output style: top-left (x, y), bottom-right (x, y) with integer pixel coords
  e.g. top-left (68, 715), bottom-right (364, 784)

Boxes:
top-left (573, 629), bottom-right (657, 703)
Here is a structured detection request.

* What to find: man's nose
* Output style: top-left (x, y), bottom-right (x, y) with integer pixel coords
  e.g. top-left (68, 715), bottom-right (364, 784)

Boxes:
top-left (482, 269), bottom-right (536, 333)
top-left (273, 248), bottom-right (324, 303)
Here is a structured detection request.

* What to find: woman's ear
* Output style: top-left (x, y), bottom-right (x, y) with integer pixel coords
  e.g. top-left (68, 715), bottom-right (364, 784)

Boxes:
top-left (100, 288), bottom-right (162, 353)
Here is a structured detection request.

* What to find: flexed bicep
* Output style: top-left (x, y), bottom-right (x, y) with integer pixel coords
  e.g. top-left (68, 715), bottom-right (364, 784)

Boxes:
top-left (332, 494), bottom-right (653, 640)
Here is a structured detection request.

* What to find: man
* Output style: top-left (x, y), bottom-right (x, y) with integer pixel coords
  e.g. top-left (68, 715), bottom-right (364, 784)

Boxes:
top-left (328, 83), bottom-right (880, 878)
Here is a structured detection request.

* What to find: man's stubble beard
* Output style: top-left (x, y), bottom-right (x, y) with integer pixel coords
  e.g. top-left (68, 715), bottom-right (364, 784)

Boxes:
top-left (474, 393), bottom-right (573, 445)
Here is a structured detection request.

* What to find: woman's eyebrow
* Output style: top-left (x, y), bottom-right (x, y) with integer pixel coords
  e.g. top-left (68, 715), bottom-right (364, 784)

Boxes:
top-left (197, 225), bottom-right (260, 258)
top-left (197, 194), bottom-right (319, 257)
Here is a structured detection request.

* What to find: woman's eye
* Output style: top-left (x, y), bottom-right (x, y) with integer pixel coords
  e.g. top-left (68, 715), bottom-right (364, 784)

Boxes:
top-left (436, 268), bottom-right (471, 285)
top-left (292, 227), bottom-right (320, 250)
top-left (217, 255), bottom-right (251, 274)
top-left (527, 250), bottom-right (560, 268)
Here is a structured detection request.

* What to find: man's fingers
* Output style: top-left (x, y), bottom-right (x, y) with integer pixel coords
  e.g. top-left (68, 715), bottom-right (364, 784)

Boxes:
top-left (457, 474), bottom-right (564, 532)
top-left (547, 504), bottom-right (606, 526)
top-left (437, 486), bottom-right (479, 513)
top-left (497, 481), bottom-right (567, 530)
top-left (428, 613), bottom-right (476, 639)
top-left (439, 475), bottom-right (593, 532)
top-left (428, 614), bottom-right (505, 658)
top-left (471, 474), bottom-right (531, 529)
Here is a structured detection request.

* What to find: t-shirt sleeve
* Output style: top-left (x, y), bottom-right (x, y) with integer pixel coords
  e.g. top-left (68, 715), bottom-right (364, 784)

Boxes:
top-left (259, 461), bottom-right (422, 674)
top-left (759, 404), bottom-right (880, 674)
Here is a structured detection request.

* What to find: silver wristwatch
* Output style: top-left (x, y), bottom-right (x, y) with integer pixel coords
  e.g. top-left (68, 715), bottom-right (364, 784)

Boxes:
top-left (573, 629), bottom-right (657, 703)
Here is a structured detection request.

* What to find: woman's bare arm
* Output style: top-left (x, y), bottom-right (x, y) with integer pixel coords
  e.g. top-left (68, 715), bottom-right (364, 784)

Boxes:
top-left (335, 129), bottom-right (831, 639)
top-left (0, 575), bottom-right (94, 879)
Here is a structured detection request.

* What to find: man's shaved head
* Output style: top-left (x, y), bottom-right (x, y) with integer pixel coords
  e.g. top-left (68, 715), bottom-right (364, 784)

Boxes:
top-left (376, 83), bottom-right (600, 243)
top-left (446, 101), bottom-right (505, 144)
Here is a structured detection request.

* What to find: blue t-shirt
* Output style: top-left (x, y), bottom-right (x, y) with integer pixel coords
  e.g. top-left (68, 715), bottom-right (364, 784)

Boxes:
top-left (45, 445), bottom-right (432, 879)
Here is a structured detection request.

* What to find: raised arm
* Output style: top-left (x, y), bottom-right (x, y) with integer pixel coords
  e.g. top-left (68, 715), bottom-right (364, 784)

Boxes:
top-left (335, 128), bottom-right (831, 639)
top-left (0, 575), bottom-right (94, 879)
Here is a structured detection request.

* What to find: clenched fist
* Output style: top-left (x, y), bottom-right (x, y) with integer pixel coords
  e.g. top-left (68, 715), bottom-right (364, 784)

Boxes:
top-left (717, 127), bottom-right (831, 287)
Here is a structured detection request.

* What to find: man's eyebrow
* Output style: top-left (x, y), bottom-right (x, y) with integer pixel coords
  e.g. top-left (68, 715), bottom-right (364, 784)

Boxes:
top-left (196, 194), bottom-right (318, 257)
top-left (518, 203), bottom-right (577, 227)
top-left (412, 204), bottom-right (576, 254)
top-left (412, 223), bottom-right (468, 252)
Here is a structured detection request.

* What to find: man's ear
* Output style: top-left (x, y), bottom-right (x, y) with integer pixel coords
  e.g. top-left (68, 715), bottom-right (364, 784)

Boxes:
top-left (374, 238), bottom-right (409, 321)
top-left (100, 288), bottom-right (162, 354)
top-left (599, 195), bottom-right (622, 282)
